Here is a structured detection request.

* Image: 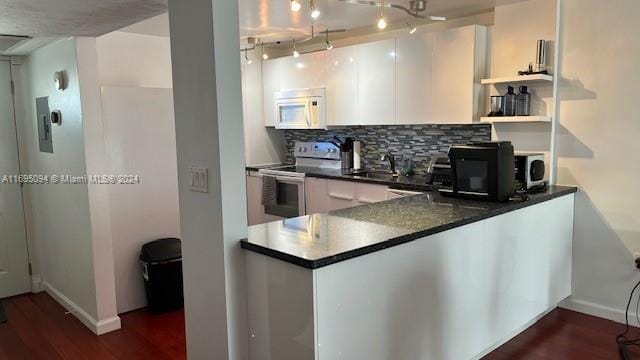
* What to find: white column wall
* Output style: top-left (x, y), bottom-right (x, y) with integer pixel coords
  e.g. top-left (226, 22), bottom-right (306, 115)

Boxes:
top-left (167, 0), bottom-right (248, 358)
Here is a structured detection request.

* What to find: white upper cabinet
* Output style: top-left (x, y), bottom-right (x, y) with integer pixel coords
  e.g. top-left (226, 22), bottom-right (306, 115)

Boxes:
top-left (326, 46), bottom-right (359, 126)
top-left (260, 25), bottom-right (486, 127)
top-left (281, 51), bottom-right (326, 91)
top-left (431, 25), bottom-right (487, 123)
top-left (396, 32), bottom-right (434, 124)
top-left (357, 39), bottom-right (396, 125)
top-left (262, 57), bottom-right (285, 127)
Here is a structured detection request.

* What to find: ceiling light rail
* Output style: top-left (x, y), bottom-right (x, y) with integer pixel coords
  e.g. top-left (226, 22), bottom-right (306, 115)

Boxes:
top-left (337, 0), bottom-right (446, 21)
top-left (240, 29), bottom-right (346, 56)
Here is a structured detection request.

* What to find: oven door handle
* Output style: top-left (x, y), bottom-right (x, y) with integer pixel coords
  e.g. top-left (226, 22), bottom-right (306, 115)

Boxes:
top-left (276, 176), bottom-right (305, 183)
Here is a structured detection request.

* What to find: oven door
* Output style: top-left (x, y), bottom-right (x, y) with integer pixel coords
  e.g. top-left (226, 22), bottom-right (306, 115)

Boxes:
top-left (263, 175), bottom-right (306, 221)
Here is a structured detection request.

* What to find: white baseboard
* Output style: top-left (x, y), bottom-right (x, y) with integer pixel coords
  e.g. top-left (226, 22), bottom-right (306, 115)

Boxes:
top-left (43, 281), bottom-right (121, 335)
top-left (560, 296), bottom-right (639, 326)
top-left (31, 275), bottom-right (44, 293)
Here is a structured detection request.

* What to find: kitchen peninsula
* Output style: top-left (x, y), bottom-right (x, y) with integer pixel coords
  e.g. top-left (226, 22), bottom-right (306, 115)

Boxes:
top-left (241, 186), bottom-right (576, 359)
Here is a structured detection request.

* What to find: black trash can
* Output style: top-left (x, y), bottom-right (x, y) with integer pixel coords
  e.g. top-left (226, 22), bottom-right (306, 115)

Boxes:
top-left (140, 238), bottom-right (184, 313)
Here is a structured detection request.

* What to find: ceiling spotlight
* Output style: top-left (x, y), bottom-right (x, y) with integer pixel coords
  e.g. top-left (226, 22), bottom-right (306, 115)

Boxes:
top-left (291, 0), bottom-right (301, 12)
top-left (244, 49), bottom-right (252, 65)
top-left (261, 42), bottom-right (269, 60)
top-left (310, 0), bottom-right (321, 19)
top-left (293, 39), bottom-right (300, 58)
top-left (377, 17), bottom-right (387, 30)
top-left (407, 23), bottom-right (417, 34)
top-left (377, 0), bottom-right (387, 30)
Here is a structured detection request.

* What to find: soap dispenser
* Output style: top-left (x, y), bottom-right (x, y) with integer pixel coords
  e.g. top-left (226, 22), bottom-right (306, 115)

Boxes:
top-left (503, 86), bottom-right (517, 116)
top-left (516, 86), bottom-right (531, 116)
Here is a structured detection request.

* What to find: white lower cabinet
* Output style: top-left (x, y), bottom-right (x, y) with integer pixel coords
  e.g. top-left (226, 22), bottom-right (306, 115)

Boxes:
top-left (326, 180), bottom-right (357, 211)
top-left (246, 173), bottom-right (264, 225)
top-left (305, 178), bottom-right (389, 214)
top-left (305, 177), bottom-right (329, 215)
top-left (354, 182), bottom-right (389, 205)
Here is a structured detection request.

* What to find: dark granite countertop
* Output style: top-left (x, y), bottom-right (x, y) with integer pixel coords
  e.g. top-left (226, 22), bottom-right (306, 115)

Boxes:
top-left (246, 164), bottom-right (434, 191)
top-left (302, 167), bottom-right (434, 191)
top-left (246, 163), bottom-right (283, 172)
top-left (241, 186), bottom-right (578, 269)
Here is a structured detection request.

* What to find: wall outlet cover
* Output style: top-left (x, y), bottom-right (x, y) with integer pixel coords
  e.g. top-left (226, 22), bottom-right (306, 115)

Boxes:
top-left (188, 166), bottom-right (208, 193)
top-left (634, 253), bottom-right (640, 271)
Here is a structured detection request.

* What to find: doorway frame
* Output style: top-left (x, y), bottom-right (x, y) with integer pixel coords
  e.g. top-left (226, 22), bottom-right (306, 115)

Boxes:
top-left (0, 56), bottom-right (39, 295)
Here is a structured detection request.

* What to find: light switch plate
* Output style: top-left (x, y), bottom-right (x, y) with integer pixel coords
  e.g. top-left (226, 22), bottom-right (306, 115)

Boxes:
top-left (188, 166), bottom-right (208, 193)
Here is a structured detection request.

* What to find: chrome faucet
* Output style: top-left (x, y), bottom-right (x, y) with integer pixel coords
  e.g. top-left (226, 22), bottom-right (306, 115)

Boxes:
top-left (380, 152), bottom-right (396, 175)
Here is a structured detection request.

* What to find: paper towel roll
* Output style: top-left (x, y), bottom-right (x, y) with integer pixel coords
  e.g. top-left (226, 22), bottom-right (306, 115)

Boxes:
top-left (353, 141), bottom-right (362, 170)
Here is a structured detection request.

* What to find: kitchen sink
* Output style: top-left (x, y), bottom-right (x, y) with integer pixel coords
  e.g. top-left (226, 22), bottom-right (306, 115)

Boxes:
top-left (347, 171), bottom-right (396, 179)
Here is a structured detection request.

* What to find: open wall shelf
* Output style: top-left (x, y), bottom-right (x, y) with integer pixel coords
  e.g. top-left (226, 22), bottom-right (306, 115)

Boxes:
top-left (480, 116), bottom-right (552, 124)
top-left (481, 74), bottom-right (553, 85)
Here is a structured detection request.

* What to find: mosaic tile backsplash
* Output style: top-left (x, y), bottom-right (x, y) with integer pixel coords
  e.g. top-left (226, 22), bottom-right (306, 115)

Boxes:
top-left (284, 124), bottom-right (492, 174)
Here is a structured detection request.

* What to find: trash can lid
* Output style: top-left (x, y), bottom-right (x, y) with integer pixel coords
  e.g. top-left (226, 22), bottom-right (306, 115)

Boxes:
top-left (140, 238), bottom-right (182, 263)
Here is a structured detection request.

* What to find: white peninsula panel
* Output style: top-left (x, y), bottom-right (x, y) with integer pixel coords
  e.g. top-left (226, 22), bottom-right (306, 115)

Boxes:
top-left (245, 192), bottom-right (575, 360)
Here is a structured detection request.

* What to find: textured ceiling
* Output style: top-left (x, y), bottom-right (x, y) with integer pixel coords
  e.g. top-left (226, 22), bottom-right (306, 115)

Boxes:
top-left (1, 0), bottom-right (522, 55)
top-left (121, 0), bottom-right (508, 41)
top-left (237, 0), bottom-right (502, 41)
top-left (0, 0), bottom-right (167, 37)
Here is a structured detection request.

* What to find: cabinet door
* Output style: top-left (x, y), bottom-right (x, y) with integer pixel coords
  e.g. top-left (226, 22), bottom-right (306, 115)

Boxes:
top-left (326, 46), bottom-right (359, 126)
top-left (305, 177), bottom-right (329, 214)
top-left (246, 174), bottom-right (264, 225)
top-left (396, 32), bottom-right (433, 124)
top-left (431, 26), bottom-right (477, 123)
top-left (262, 58), bottom-right (284, 126)
top-left (281, 52), bottom-right (326, 90)
top-left (326, 180), bottom-right (357, 211)
top-left (357, 39), bottom-right (396, 125)
top-left (355, 183), bottom-right (388, 205)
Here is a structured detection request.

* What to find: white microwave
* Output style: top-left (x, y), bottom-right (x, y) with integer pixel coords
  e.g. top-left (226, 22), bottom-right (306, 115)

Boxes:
top-left (274, 88), bottom-right (326, 129)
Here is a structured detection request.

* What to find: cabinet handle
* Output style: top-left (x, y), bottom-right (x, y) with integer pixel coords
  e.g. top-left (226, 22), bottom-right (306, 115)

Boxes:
top-left (357, 198), bottom-right (376, 204)
top-left (328, 193), bottom-right (354, 201)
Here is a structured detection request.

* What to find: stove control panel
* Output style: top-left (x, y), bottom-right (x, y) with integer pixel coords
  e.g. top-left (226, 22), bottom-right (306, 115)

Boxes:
top-left (294, 142), bottom-right (341, 160)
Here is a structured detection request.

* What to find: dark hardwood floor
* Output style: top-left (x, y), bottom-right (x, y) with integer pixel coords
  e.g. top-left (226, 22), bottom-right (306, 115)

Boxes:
top-left (0, 292), bottom-right (637, 359)
top-left (484, 307), bottom-right (640, 359)
top-left (0, 293), bottom-right (185, 360)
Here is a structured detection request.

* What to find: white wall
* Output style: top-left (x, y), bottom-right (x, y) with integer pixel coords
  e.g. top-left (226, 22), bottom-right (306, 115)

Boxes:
top-left (168, 0), bottom-right (249, 357)
top-left (101, 86), bottom-right (180, 313)
top-left (75, 37), bottom-right (120, 331)
top-left (96, 31), bottom-right (173, 88)
top-left (15, 38), bottom-right (119, 334)
top-left (556, 0), bottom-right (640, 324)
top-left (94, 29), bottom-right (180, 314)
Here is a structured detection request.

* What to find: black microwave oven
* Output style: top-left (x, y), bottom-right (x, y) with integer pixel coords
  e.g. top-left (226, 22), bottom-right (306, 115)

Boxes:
top-left (444, 142), bottom-right (515, 202)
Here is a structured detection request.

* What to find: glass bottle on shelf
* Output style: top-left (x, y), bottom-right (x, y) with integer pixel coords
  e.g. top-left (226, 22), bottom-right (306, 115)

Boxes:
top-left (516, 86), bottom-right (531, 116)
top-left (503, 86), bottom-right (517, 116)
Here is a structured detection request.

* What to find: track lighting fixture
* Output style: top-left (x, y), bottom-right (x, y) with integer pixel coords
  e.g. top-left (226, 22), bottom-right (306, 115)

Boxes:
top-left (291, 0), bottom-right (301, 12)
top-left (261, 42), bottom-right (269, 60)
top-left (407, 23), bottom-right (417, 34)
top-left (293, 39), bottom-right (300, 58)
top-left (325, 30), bottom-right (333, 50)
top-left (310, 0), bottom-right (321, 19)
top-left (244, 49), bottom-right (252, 65)
top-left (377, 0), bottom-right (387, 29)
